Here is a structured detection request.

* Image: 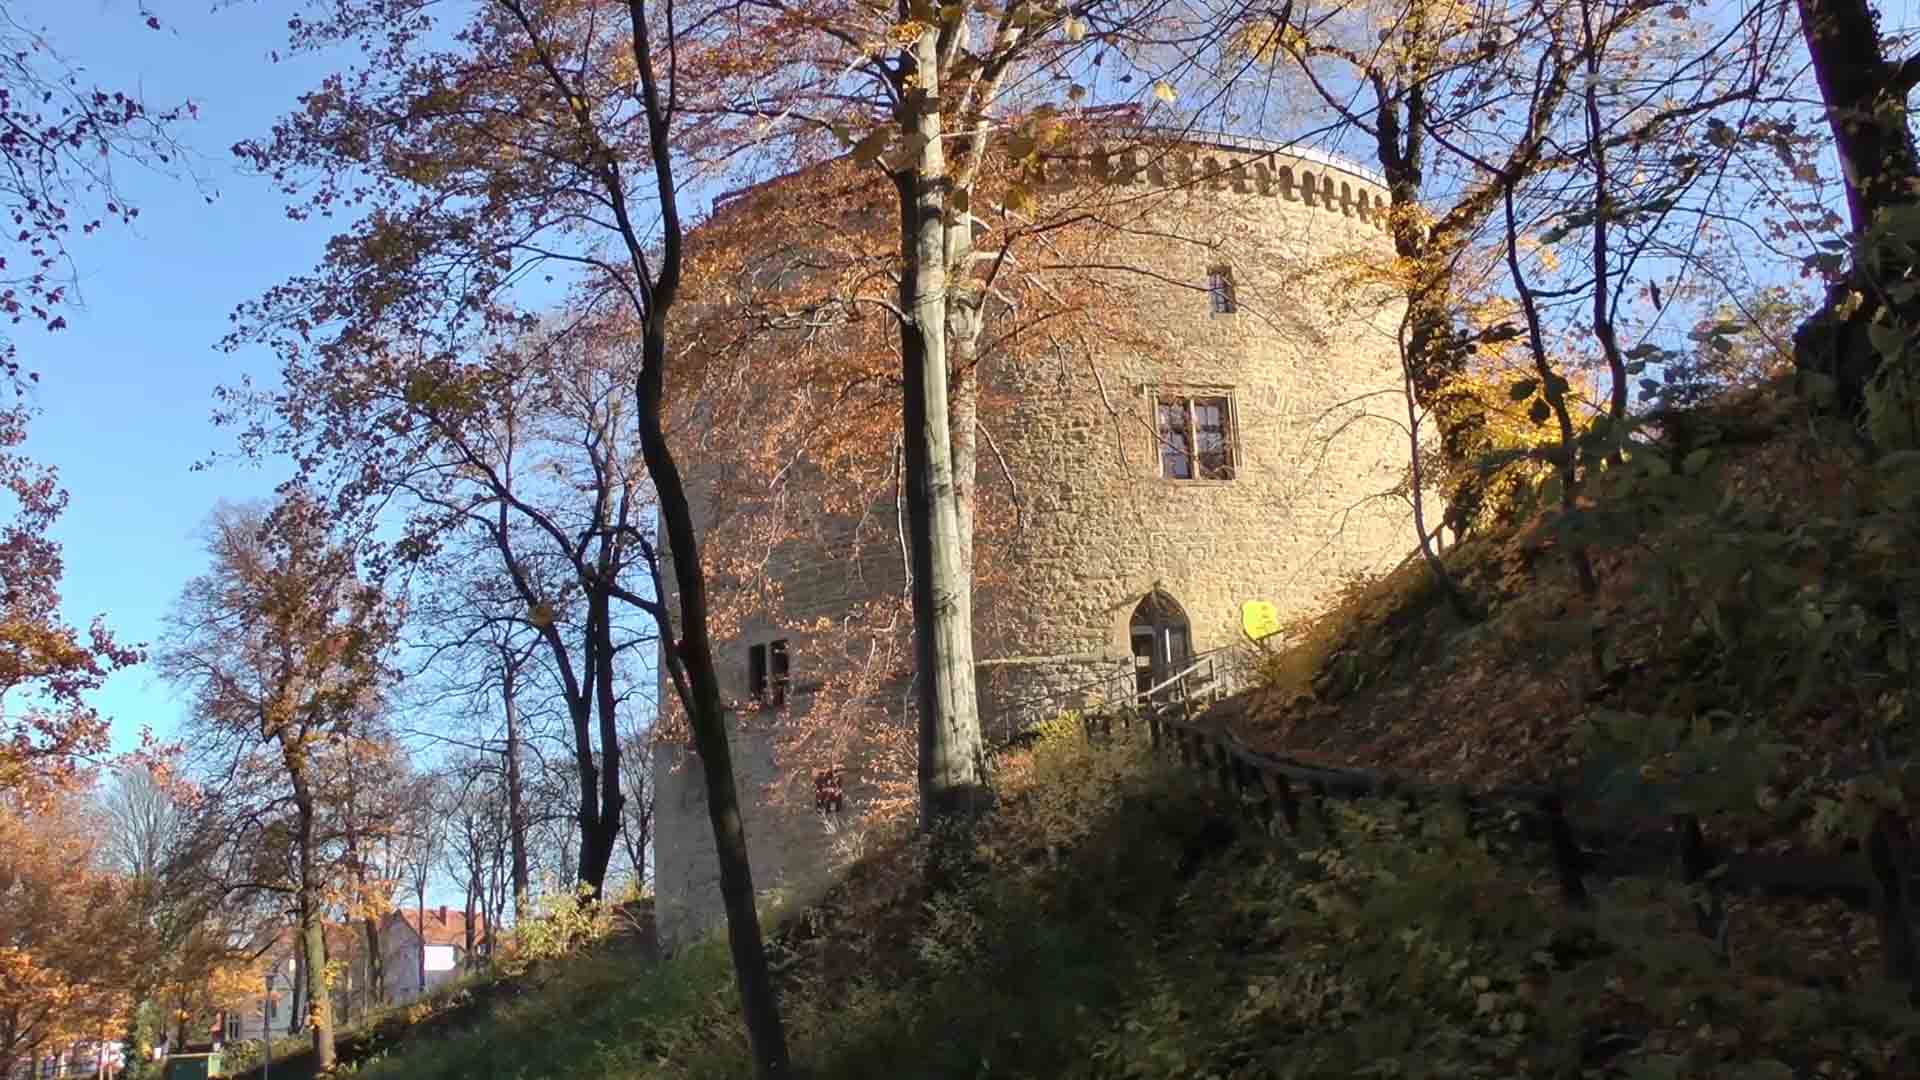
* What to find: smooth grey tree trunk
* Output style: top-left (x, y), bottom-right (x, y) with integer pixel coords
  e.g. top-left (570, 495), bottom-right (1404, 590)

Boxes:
top-left (896, 23), bottom-right (988, 832)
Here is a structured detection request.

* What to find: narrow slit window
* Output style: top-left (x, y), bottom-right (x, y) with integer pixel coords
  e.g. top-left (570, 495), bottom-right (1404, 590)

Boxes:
top-left (1156, 394), bottom-right (1236, 480)
top-left (769, 638), bottom-right (790, 707)
top-left (749, 639), bottom-right (790, 706)
top-left (1207, 265), bottom-right (1236, 315)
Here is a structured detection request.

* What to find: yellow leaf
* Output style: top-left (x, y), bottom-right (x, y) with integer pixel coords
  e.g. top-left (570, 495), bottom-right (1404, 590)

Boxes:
top-left (1152, 80), bottom-right (1177, 104)
top-left (1063, 15), bottom-right (1086, 40)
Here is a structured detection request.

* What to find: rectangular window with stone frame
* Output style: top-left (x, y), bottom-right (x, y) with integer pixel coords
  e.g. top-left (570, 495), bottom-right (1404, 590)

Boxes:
top-left (1157, 394), bottom-right (1237, 480)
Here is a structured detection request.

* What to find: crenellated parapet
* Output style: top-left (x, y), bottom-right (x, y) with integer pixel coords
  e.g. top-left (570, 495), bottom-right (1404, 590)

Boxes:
top-left (1040, 139), bottom-right (1394, 233)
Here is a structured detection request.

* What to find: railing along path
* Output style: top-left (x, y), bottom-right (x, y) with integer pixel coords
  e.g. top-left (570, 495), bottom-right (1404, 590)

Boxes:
top-left (989, 651), bottom-right (1920, 991)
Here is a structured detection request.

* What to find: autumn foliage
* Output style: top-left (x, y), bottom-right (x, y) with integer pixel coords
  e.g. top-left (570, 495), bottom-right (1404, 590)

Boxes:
top-left (0, 407), bottom-right (140, 795)
top-left (0, 780), bottom-right (136, 1074)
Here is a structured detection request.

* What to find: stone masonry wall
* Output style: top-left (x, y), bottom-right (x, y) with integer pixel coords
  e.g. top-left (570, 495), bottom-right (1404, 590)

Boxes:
top-left (654, 136), bottom-right (1415, 950)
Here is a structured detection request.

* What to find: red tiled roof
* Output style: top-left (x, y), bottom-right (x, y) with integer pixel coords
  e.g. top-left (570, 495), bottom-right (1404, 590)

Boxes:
top-left (387, 906), bottom-right (490, 947)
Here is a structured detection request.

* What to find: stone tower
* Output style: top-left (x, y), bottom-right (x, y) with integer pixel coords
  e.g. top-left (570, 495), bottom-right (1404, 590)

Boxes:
top-left (652, 132), bottom-right (1414, 948)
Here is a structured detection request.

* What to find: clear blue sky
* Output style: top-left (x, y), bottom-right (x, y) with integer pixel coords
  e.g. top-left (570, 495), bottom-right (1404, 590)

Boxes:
top-left (19, 1), bottom-right (354, 752)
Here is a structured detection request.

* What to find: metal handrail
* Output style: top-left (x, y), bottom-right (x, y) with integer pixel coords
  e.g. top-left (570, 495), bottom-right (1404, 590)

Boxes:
top-left (985, 643), bottom-right (1239, 720)
top-left (992, 646), bottom-right (1238, 747)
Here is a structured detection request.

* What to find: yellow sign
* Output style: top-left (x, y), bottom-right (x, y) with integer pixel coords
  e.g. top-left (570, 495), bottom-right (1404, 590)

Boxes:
top-left (1241, 600), bottom-right (1282, 642)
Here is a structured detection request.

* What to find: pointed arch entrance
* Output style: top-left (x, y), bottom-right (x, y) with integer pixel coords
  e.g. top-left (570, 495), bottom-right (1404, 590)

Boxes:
top-left (1130, 589), bottom-right (1192, 701)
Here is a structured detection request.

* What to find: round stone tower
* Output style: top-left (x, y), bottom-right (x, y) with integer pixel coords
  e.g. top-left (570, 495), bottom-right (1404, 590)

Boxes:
top-left (653, 133), bottom-right (1413, 947)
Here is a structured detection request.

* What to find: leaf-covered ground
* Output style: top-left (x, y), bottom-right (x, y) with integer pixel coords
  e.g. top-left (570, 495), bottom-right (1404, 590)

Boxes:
top-left (1230, 384), bottom-right (1918, 842)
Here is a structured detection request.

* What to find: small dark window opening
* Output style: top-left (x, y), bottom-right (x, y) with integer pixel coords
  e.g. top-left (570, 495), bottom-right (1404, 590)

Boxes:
top-left (749, 639), bottom-right (790, 706)
top-left (814, 768), bottom-right (844, 813)
top-left (1156, 395), bottom-right (1236, 480)
top-left (1208, 266), bottom-right (1236, 315)
top-left (770, 639), bottom-right (790, 706)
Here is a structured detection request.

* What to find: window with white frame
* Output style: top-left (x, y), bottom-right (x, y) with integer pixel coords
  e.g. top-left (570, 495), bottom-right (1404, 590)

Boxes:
top-left (1156, 394), bottom-right (1237, 480)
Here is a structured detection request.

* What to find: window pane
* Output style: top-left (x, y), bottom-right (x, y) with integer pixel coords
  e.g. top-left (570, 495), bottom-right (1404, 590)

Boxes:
top-left (749, 644), bottom-right (767, 700)
top-left (1156, 400), bottom-right (1192, 478)
top-left (1193, 397), bottom-right (1234, 479)
top-left (1208, 268), bottom-right (1235, 314)
top-left (1165, 625), bottom-right (1191, 666)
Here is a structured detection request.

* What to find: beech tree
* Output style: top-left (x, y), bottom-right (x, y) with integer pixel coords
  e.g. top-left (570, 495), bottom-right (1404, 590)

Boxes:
top-left (231, 0), bottom-right (791, 1070)
top-left (156, 495), bottom-right (397, 1073)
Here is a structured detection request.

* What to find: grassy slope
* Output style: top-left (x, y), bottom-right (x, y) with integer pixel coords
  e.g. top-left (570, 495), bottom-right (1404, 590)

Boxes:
top-left (305, 385), bottom-right (1920, 1078)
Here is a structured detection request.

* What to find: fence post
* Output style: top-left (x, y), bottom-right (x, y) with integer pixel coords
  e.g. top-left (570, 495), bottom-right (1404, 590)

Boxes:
top-left (1539, 792), bottom-right (1590, 909)
top-left (1309, 781), bottom-right (1335, 841)
top-left (1869, 810), bottom-right (1916, 985)
top-left (1267, 771), bottom-right (1300, 835)
top-left (1674, 813), bottom-right (1725, 951)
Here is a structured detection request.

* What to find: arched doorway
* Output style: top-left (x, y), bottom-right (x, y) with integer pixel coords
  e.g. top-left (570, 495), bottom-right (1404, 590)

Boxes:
top-left (1130, 589), bottom-right (1192, 702)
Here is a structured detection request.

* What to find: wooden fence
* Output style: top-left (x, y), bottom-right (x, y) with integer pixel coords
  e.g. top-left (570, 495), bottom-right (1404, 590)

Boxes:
top-left (994, 655), bottom-right (1920, 994)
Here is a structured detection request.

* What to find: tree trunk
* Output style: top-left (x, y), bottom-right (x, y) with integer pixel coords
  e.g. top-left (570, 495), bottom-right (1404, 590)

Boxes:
top-left (288, 942), bottom-right (306, 1036)
top-left (501, 651), bottom-right (531, 923)
top-left (464, 878), bottom-right (479, 972)
top-left (289, 766), bottom-right (335, 1072)
top-left (566, 680), bottom-right (605, 897)
top-left (630, 171), bottom-right (792, 1080)
top-left (612, 10), bottom-right (791, 1073)
top-left (415, 882), bottom-right (427, 996)
top-left (297, 881), bottom-right (334, 1071)
top-left (578, 590), bottom-right (625, 900)
top-left (948, 283), bottom-right (983, 732)
top-left (361, 916), bottom-right (385, 1008)
top-left (1792, 0), bottom-right (1920, 412)
top-left (1798, 0), bottom-right (1920, 237)
top-left (897, 26), bottom-right (987, 833)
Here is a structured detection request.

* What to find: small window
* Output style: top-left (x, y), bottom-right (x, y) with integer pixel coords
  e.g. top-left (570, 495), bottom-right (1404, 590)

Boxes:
top-left (1156, 395), bottom-right (1236, 480)
top-left (814, 769), bottom-right (844, 813)
top-left (749, 639), bottom-right (790, 706)
top-left (1207, 266), bottom-right (1236, 315)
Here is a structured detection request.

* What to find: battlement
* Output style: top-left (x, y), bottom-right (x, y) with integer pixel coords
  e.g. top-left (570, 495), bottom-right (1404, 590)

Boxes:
top-left (1040, 138), bottom-right (1389, 232)
top-left (708, 128), bottom-right (1393, 235)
